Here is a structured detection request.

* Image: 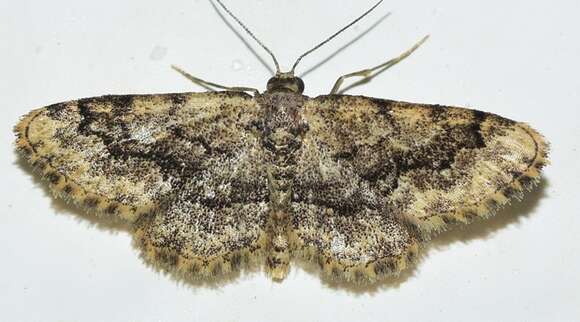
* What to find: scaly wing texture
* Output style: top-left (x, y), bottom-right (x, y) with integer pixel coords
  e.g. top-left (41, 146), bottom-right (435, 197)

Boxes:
top-left (292, 95), bottom-right (549, 282)
top-left (15, 92), bottom-right (269, 277)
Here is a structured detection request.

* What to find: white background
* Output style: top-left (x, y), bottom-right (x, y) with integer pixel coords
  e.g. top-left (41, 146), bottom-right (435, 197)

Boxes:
top-left (1, 0), bottom-right (579, 321)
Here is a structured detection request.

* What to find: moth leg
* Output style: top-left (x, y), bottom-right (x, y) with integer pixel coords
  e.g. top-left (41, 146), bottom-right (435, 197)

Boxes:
top-left (329, 35), bottom-right (429, 94)
top-left (171, 65), bottom-right (260, 95)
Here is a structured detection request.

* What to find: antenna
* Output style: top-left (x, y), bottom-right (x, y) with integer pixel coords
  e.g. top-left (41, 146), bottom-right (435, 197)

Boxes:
top-left (290, 0), bottom-right (383, 74)
top-left (214, 0), bottom-right (281, 74)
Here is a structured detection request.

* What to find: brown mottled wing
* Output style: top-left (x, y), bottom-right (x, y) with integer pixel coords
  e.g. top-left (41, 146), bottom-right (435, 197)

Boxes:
top-left (292, 95), bottom-right (548, 281)
top-left (15, 92), bottom-right (269, 276)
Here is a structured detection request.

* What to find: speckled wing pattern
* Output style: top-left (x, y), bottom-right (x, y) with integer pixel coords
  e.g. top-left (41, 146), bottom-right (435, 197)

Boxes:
top-left (291, 95), bottom-right (548, 281)
top-left (15, 91), bottom-right (548, 283)
top-left (15, 92), bottom-right (271, 277)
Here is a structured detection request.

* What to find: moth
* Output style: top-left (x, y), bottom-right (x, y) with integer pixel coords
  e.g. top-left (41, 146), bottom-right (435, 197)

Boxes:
top-left (14, 0), bottom-right (548, 284)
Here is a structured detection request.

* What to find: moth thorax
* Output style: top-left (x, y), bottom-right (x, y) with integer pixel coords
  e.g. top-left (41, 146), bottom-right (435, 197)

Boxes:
top-left (259, 91), bottom-right (307, 158)
top-left (263, 128), bottom-right (302, 154)
top-left (266, 75), bottom-right (305, 94)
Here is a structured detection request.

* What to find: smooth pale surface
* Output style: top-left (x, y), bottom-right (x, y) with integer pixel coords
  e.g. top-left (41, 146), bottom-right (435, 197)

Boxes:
top-left (1, 0), bottom-right (578, 321)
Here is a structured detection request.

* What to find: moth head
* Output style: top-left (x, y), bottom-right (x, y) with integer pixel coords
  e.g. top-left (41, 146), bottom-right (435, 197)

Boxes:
top-left (266, 72), bottom-right (305, 94)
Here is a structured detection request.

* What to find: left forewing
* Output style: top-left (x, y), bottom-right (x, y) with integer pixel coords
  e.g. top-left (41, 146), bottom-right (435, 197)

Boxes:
top-left (14, 92), bottom-right (264, 222)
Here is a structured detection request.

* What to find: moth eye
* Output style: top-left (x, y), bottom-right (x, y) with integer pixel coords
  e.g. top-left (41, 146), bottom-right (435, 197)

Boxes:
top-left (295, 77), bottom-right (305, 94)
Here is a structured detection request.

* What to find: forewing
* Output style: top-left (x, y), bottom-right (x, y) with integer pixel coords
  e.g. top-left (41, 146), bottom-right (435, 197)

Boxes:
top-left (291, 95), bottom-right (548, 280)
top-left (16, 92), bottom-right (263, 218)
